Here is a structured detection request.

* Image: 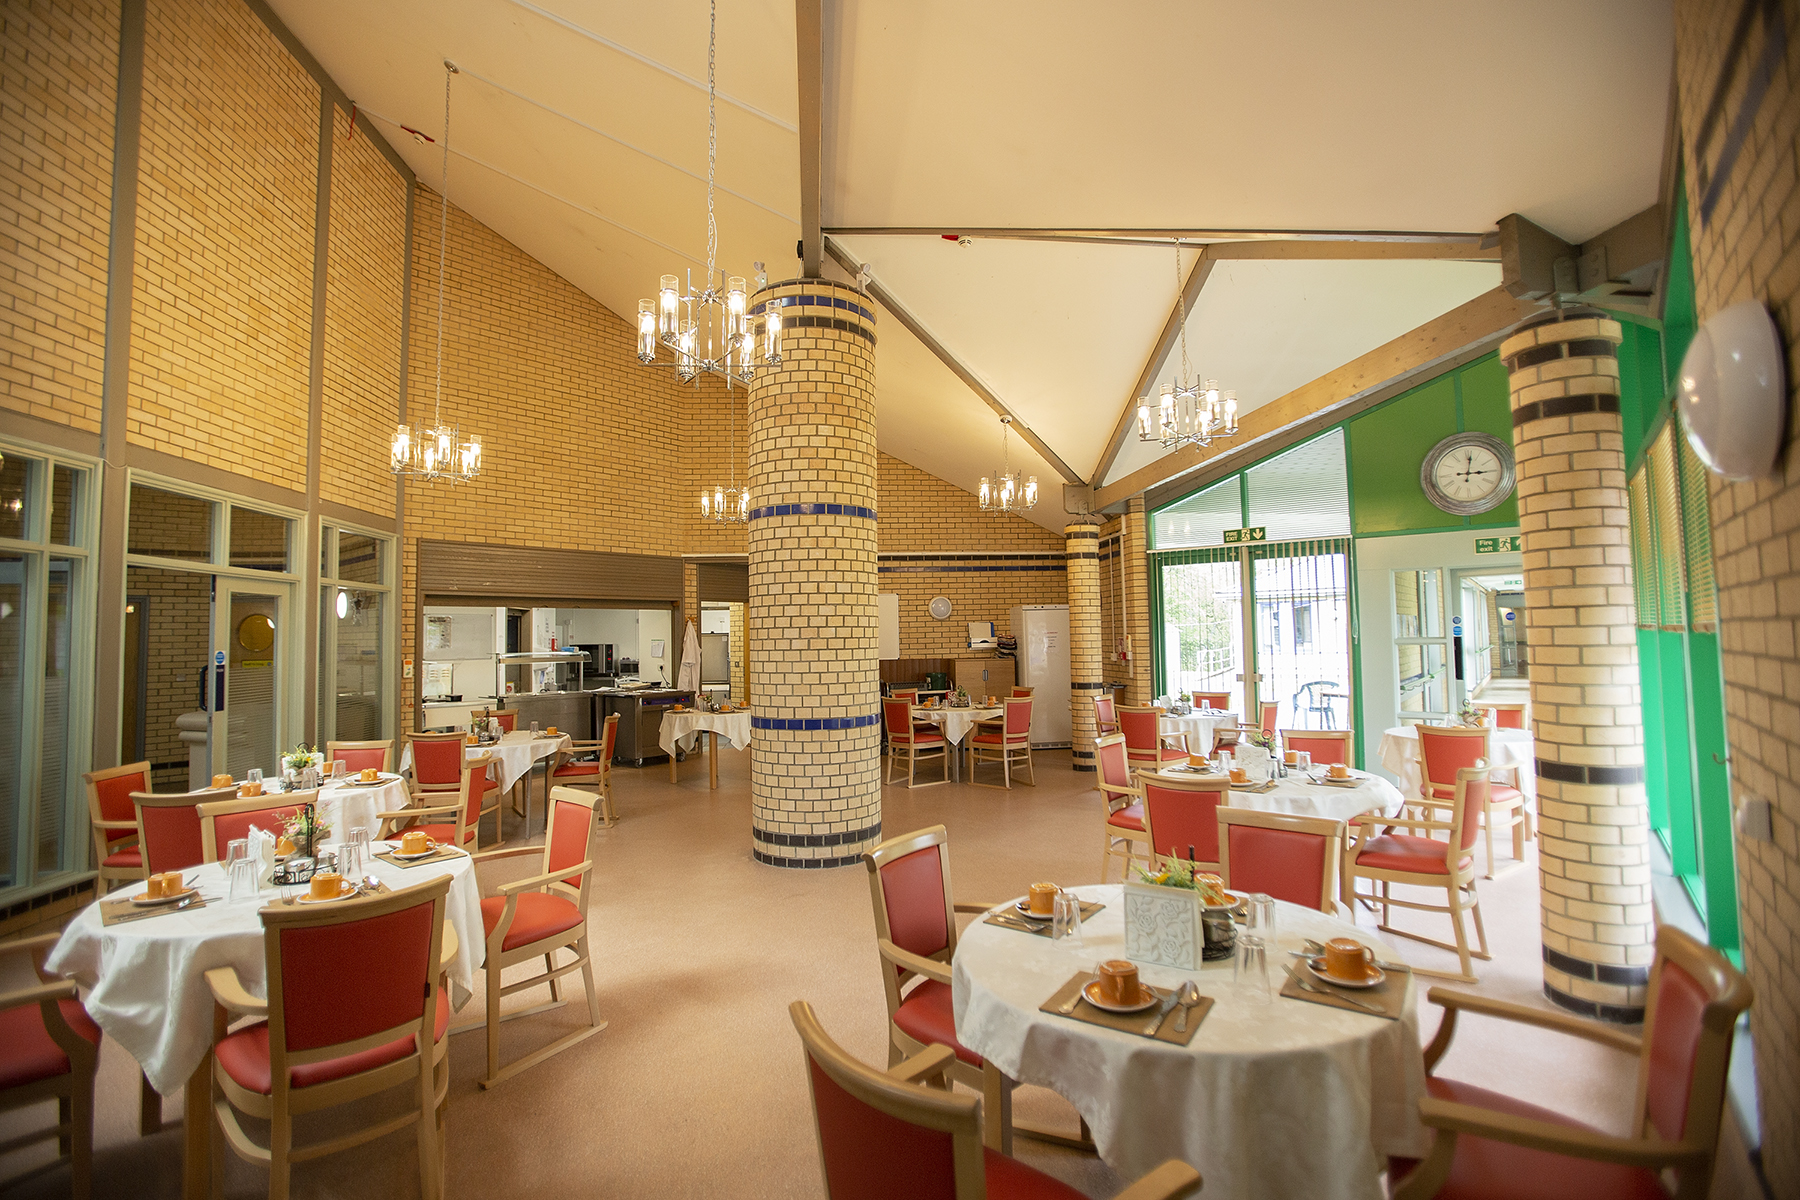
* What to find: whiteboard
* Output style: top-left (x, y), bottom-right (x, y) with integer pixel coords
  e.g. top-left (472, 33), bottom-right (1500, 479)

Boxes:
top-left (878, 593), bottom-right (899, 660)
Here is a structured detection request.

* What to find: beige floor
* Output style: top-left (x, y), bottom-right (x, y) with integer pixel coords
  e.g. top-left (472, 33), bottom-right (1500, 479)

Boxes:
top-left (0, 744), bottom-right (1742, 1198)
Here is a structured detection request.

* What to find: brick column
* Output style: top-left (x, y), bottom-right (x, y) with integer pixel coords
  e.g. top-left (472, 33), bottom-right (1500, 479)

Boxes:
top-left (746, 279), bottom-right (881, 867)
top-left (1124, 498), bottom-right (1155, 704)
top-left (678, 560), bottom-right (698, 687)
top-left (1501, 307), bottom-right (1652, 1022)
top-left (1067, 517), bottom-right (1103, 771)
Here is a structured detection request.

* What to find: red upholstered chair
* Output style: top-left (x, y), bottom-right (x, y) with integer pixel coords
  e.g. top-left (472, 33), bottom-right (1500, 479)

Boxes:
top-left (1119, 704), bottom-right (1188, 769)
top-left (325, 739), bottom-right (393, 774)
top-left (197, 791), bottom-right (316, 862)
top-left (1096, 734), bottom-right (1149, 881)
top-left (1011, 686), bottom-right (1034, 698)
top-left (405, 733), bottom-right (500, 849)
top-left (1282, 727), bottom-right (1354, 768)
top-left (481, 708), bottom-right (520, 733)
top-left (1391, 926), bottom-right (1753, 1200)
top-left (206, 876), bottom-right (456, 1198)
top-left (1094, 692), bottom-right (1120, 736)
top-left (1140, 773), bottom-right (1230, 875)
top-left (1345, 766), bottom-right (1489, 982)
top-left (1217, 808), bottom-right (1343, 913)
top-left (968, 696), bottom-right (1035, 789)
top-left (1191, 691), bottom-right (1231, 710)
top-left (862, 826), bottom-right (1018, 1152)
top-left (550, 711), bottom-right (620, 827)
top-left (884, 698), bottom-right (949, 788)
top-left (789, 999), bottom-right (1203, 1200)
top-left (1483, 702), bottom-right (1526, 729)
top-left (0, 933), bottom-right (101, 1200)
top-left (1417, 726), bottom-right (1528, 879)
top-left (466, 785), bottom-right (605, 1087)
top-left (377, 755), bottom-right (489, 850)
top-left (132, 786), bottom-right (235, 875)
top-left (1225, 700), bottom-right (1279, 750)
top-left (84, 760), bottom-right (150, 892)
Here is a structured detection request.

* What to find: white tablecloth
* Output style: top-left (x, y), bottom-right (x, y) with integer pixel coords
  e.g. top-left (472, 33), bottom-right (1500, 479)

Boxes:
top-left (953, 885), bottom-right (1428, 1198)
top-left (1146, 765), bottom-right (1406, 823)
top-left (314, 774), bottom-right (407, 844)
top-left (912, 705), bottom-right (1003, 745)
top-left (1158, 711), bottom-right (1238, 752)
top-left (45, 852), bottom-right (485, 1096)
top-left (399, 730), bottom-right (572, 793)
top-left (1377, 725), bottom-right (1536, 802)
top-left (659, 709), bottom-right (754, 756)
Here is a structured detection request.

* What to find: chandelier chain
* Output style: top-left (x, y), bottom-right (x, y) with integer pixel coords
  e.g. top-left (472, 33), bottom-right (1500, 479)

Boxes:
top-left (705, 0), bottom-right (718, 287)
top-left (435, 62), bottom-right (454, 427)
top-left (1175, 238), bottom-right (1190, 388)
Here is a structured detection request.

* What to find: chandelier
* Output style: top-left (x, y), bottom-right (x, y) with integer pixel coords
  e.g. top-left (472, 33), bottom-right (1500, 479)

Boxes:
top-left (392, 61), bottom-right (482, 482)
top-left (637, 0), bottom-right (780, 385)
top-left (700, 373), bottom-right (748, 522)
top-left (979, 417), bottom-right (1038, 515)
top-left (1136, 240), bottom-right (1238, 450)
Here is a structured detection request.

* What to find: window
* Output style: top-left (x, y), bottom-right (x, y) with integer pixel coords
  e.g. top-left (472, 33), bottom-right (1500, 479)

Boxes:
top-left (318, 523), bottom-right (395, 744)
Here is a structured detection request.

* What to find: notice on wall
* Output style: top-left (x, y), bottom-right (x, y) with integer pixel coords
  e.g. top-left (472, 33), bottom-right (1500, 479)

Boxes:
top-left (425, 615), bottom-right (451, 651)
top-left (1475, 536), bottom-right (1522, 554)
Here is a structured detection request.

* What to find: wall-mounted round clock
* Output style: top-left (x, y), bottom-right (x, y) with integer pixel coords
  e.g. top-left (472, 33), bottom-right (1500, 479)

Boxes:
top-left (928, 596), bottom-right (953, 620)
top-left (1420, 432), bottom-right (1516, 516)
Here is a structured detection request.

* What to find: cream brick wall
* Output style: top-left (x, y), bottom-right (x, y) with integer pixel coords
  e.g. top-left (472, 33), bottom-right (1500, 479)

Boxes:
top-left (0, 0), bottom-right (117, 435)
top-left (1674, 1), bottom-right (1800, 1185)
top-left (1067, 518), bottom-right (1103, 767)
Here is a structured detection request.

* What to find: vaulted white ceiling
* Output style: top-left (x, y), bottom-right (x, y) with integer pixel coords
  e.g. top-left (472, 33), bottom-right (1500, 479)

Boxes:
top-left (270, 0), bottom-right (1673, 531)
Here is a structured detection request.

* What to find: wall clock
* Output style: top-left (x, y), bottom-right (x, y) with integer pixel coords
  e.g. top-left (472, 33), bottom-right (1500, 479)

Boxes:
top-left (1420, 432), bottom-right (1516, 516)
top-left (928, 596), bottom-right (953, 620)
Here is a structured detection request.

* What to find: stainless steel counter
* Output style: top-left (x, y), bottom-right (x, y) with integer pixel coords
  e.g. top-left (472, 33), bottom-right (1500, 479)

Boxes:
top-left (505, 691), bottom-right (596, 738)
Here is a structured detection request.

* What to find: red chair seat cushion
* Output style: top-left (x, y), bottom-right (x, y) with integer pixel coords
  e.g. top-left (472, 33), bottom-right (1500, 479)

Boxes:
top-left (102, 846), bottom-right (143, 869)
top-left (1389, 1076), bottom-right (1666, 1200)
top-left (215, 995), bottom-right (450, 1095)
top-left (970, 732), bottom-right (1020, 746)
top-left (984, 1147), bottom-right (1087, 1199)
top-left (1106, 804), bottom-right (1145, 832)
top-left (479, 891), bottom-right (584, 952)
top-left (1128, 746), bottom-right (1187, 762)
top-left (896, 733), bottom-right (946, 747)
top-left (892, 979), bottom-right (982, 1067)
top-left (1356, 834), bottom-right (1471, 875)
top-left (410, 823), bottom-right (475, 847)
top-left (553, 761), bottom-right (600, 777)
top-left (0, 998), bottom-right (101, 1090)
top-left (1428, 782), bottom-right (1525, 806)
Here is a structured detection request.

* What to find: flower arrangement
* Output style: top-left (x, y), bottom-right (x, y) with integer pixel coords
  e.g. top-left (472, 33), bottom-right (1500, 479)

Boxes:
top-left (283, 743), bottom-right (324, 773)
top-left (1134, 860), bottom-right (1231, 906)
top-left (280, 804), bottom-right (329, 856)
top-left (951, 686), bottom-right (971, 708)
top-left (1243, 727), bottom-right (1275, 751)
top-left (1456, 702), bottom-right (1487, 728)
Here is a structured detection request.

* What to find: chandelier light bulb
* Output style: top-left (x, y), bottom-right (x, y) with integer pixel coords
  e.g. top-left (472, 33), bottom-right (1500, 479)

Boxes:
top-left (764, 308), bottom-right (782, 364)
top-left (1137, 401), bottom-right (1152, 438)
top-left (391, 426), bottom-right (411, 470)
top-left (637, 300), bottom-right (657, 362)
top-left (659, 275), bottom-right (680, 339)
top-left (1024, 476), bottom-right (1038, 507)
top-left (727, 276), bottom-right (747, 336)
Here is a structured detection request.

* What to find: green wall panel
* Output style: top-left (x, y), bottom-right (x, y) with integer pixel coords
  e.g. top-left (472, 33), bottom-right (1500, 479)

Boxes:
top-left (1348, 374), bottom-right (1458, 534)
top-left (1457, 355), bottom-right (1518, 527)
top-left (1618, 321), bottom-right (1666, 476)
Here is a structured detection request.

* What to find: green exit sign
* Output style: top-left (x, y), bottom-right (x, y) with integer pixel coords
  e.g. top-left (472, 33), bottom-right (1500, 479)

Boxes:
top-left (1222, 526), bottom-right (1267, 544)
top-left (1475, 536), bottom-right (1523, 554)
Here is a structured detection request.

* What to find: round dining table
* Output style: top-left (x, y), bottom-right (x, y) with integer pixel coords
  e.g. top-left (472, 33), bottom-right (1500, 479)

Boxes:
top-left (1145, 764), bottom-right (1407, 823)
top-left (1157, 710), bottom-right (1238, 753)
top-left (953, 885), bottom-right (1429, 1199)
top-left (910, 704), bottom-right (1003, 782)
top-left (312, 771), bottom-right (408, 844)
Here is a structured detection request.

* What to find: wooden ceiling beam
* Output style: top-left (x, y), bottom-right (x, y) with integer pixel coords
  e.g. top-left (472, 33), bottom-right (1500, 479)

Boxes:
top-left (1091, 286), bottom-right (1537, 510)
top-left (795, 0), bottom-right (823, 277)
top-left (823, 226), bottom-right (1494, 247)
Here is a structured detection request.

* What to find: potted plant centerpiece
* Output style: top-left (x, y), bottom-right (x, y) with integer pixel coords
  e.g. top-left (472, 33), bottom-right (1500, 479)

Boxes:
top-left (283, 743), bottom-right (324, 786)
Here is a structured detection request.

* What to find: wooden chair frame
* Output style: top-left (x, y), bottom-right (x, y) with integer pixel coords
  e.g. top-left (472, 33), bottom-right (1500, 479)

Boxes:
top-left (0, 934), bottom-right (97, 1200)
top-left (1217, 807), bottom-right (1343, 914)
top-left (1094, 692), bottom-right (1120, 736)
top-left (1118, 703), bottom-right (1188, 768)
top-left (459, 785), bottom-right (605, 1088)
top-left (377, 756), bottom-right (489, 850)
top-left (402, 731), bottom-right (474, 801)
top-left (1394, 926), bottom-right (1753, 1200)
top-left (967, 697), bottom-right (1035, 789)
top-left (1229, 700), bottom-right (1279, 746)
top-left (197, 791), bottom-right (318, 864)
top-left (1139, 771), bottom-right (1231, 875)
top-left (549, 712), bottom-right (620, 827)
top-left (1481, 702), bottom-right (1527, 729)
top-left (206, 877), bottom-right (456, 1200)
top-left (1189, 690), bottom-right (1232, 710)
top-left (83, 760), bottom-right (150, 892)
top-left (1344, 766), bottom-right (1489, 982)
top-left (884, 700), bottom-right (949, 788)
top-left (1095, 734), bottom-right (1149, 882)
top-left (1416, 726), bottom-right (1528, 879)
top-left (1278, 728), bottom-right (1355, 768)
top-left (789, 1000), bottom-right (1202, 1200)
top-left (131, 786), bottom-right (237, 874)
top-left (325, 739), bottom-right (394, 773)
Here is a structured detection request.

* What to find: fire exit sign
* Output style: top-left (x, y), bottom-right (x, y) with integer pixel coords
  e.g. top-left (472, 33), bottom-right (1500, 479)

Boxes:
top-left (1222, 526), bottom-right (1267, 544)
top-left (1475, 536), bottom-right (1522, 553)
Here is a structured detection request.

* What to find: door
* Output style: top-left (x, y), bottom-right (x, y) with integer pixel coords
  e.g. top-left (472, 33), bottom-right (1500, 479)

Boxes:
top-left (1250, 544), bottom-right (1351, 731)
top-left (700, 633), bottom-right (730, 684)
top-left (1392, 569), bottom-right (1450, 726)
top-left (213, 583), bottom-right (284, 779)
top-left (1158, 554), bottom-right (1247, 713)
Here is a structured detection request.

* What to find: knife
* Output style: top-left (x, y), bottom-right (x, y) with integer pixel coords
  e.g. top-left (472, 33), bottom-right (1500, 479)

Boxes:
top-left (1142, 989), bottom-right (1179, 1036)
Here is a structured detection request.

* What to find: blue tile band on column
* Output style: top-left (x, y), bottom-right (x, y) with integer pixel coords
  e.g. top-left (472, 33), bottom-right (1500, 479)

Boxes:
top-left (752, 712), bottom-right (882, 731)
top-left (749, 291), bottom-right (877, 323)
top-left (748, 502), bottom-right (878, 522)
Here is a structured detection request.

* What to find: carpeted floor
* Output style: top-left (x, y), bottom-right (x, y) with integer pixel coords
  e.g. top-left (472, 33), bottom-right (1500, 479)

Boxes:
top-left (0, 744), bottom-right (1721, 1197)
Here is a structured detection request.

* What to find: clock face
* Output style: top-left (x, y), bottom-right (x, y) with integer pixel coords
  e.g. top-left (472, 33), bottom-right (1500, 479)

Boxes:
top-left (1420, 433), bottom-right (1516, 516)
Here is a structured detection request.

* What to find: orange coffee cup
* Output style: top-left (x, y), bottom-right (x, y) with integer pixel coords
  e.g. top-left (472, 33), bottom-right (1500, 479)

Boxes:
top-left (1328, 763), bottom-right (1350, 779)
top-left (547, 726), bottom-right (558, 736)
top-left (211, 773), bottom-right (233, 789)
top-left (1285, 750), bottom-right (1298, 764)
top-left (1029, 882), bottom-right (1058, 915)
top-left (1229, 767), bottom-right (1249, 784)
top-left (1098, 959), bottom-right (1141, 1006)
top-left (310, 871), bottom-right (343, 901)
top-left (1324, 937), bottom-right (1375, 981)
top-left (359, 767), bottom-right (379, 782)
top-left (400, 830), bottom-right (432, 856)
top-left (465, 734), bottom-right (478, 745)
top-left (238, 780), bottom-right (262, 798)
top-left (144, 873), bottom-right (166, 899)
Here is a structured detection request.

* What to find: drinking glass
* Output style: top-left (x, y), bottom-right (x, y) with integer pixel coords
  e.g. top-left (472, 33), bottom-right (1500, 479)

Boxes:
top-left (246, 767), bottom-right (263, 785)
top-left (225, 838), bottom-right (249, 868)
top-left (1052, 891), bottom-right (1083, 947)
top-left (1297, 751), bottom-right (1312, 772)
top-left (228, 857), bottom-right (260, 903)
top-left (331, 760), bottom-right (346, 781)
top-left (1246, 893), bottom-right (1278, 948)
top-left (530, 721), bottom-right (540, 737)
top-left (1235, 892), bottom-right (1277, 1002)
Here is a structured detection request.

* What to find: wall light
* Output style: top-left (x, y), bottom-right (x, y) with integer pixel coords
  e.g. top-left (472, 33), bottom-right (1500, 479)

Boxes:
top-left (336, 589), bottom-right (349, 620)
top-left (1677, 299), bottom-right (1787, 480)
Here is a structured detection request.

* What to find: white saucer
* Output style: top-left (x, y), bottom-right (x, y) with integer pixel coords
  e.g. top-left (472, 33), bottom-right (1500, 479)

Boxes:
top-left (1012, 901), bottom-right (1054, 921)
top-left (1202, 888), bottom-right (1250, 912)
top-left (130, 887), bottom-right (198, 907)
top-left (1081, 981), bottom-right (1162, 1013)
top-left (297, 882), bottom-right (358, 904)
top-left (1306, 959), bottom-right (1385, 989)
top-left (386, 844), bottom-right (441, 861)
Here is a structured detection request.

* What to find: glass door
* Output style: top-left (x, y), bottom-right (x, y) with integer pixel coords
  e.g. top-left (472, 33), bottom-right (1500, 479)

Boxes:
top-left (1157, 552), bottom-right (1246, 712)
top-left (1393, 569), bottom-right (1450, 725)
top-left (1251, 543), bottom-right (1351, 730)
top-left (214, 583), bottom-right (285, 780)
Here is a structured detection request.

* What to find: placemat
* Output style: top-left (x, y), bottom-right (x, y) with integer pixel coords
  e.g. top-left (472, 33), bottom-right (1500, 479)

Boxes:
top-left (1038, 972), bottom-right (1212, 1045)
top-left (101, 894), bottom-right (209, 926)
top-left (983, 902), bottom-right (1105, 936)
top-left (1229, 779), bottom-right (1278, 793)
top-left (1279, 961), bottom-right (1408, 1019)
top-left (374, 846), bottom-right (467, 869)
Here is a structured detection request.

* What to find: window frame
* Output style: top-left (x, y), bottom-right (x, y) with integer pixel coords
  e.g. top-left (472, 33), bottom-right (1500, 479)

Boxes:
top-left (316, 519), bottom-right (396, 745)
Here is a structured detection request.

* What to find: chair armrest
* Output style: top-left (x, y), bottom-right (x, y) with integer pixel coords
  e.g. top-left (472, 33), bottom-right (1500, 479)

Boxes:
top-left (92, 818), bottom-right (139, 831)
top-left (1417, 1095), bottom-right (1707, 1169)
top-left (952, 902), bottom-right (1006, 915)
top-left (877, 938), bottom-right (953, 987)
top-left (1351, 812), bottom-right (1451, 835)
top-left (375, 801), bottom-right (462, 821)
top-left (469, 845), bottom-right (542, 866)
top-left (204, 966), bottom-right (267, 1017)
top-left (1113, 1160), bottom-right (1204, 1200)
top-left (440, 920), bottom-right (459, 971)
top-left (0, 932), bottom-right (62, 959)
top-left (886, 1042), bottom-right (955, 1087)
top-left (0, 977), bottom-right (77, 1014)
top-left (497, 861), bottom-right (592, 897)
top-left (1423, 987), bottom-right (1640, 1064)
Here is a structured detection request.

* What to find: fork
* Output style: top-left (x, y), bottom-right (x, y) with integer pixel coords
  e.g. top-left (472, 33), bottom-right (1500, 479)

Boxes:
top-left (1283, 966), bottom-right (1385, 1013)
top-left (1058, 975), bottom-right (1095, 1015)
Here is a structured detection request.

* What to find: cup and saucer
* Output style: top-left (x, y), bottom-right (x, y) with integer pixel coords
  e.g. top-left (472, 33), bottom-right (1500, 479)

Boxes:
top-left (297, 879), bottom-right (358, 904)
top-left (1012, 900), bottom-right (1054, 922)
top-left (388, 839), bottom-right (440, 861)
top-left (1305, 938), bottom-right (1386, 988)
top-left (130, 887), bottom-right (198, 907)
top-left (1082, 960), bottom-right (1161, 1012)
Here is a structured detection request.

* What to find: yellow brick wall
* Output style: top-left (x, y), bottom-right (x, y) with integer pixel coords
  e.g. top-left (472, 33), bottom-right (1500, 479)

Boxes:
top-left (1674, 0), bottom-right (1800, 1185)
top-left (127, 0), bottom-right (318, 488)
top-left (875, 452), bottom-right (1063, 552)
top-left (320, 105), bottom-right (405, 518)
top-left (0, 0), bottom-right (117, 435)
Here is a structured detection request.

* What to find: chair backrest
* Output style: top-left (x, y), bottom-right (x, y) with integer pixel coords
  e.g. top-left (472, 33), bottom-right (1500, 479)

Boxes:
top-left (1141, 775), bottom-right (1229, 866)
top-left (542, 786), bottom-right (599, 896)
top-left (1218, 808), bottom-right (1342, 912)
top-left (1485, 704), bottom-right (1526, 729)
top-left (1255, 700), bottom-right (1278, 738)
top-left (1094, 693), bottom-right (1117, 730)
top-left (862, 827), bottom-right (957, 1010)
top-left (326, 740), bottom-right (392, 773)
top-left (133, 787), bottom-right (235, 873)
top-left (1095, 734), bottom-right (1135, 795)
top-left (1192, 691), bottom-right (1231, 710)
top-left (85, 761), bottom-right (150, 849)
top-left (489, 709), bottom-right (520, 733)
top-left (883, 698), bottom-right (919, 739)
top-left (891, 687), bottom-right (919, 702)
top-left (1281, 728), bottom-right (1354, 767)
top-left (1117, 705), bottom-right (1162, 753)
top-left (790, 999), bottom-right (984, 1200)
top-left (197, 791), bottom-right (317, 862)
top-left (407, 732), bottom-right (466, 788)
top-left (1010, 687), bottom-right (1033, 698)
top-left (1002, 696), bottom-right (1032, 737)
top-left (1630, 927), bottom-right (1754, 1178)
top-left (1449, 769), bottom-right (1486, 858)
top-left (1417, 726), bottom-right (1489, 791)
top-left (600, 711), bottom-right (620, 764)
top-left (261, 876), bottom-right (449, 1098)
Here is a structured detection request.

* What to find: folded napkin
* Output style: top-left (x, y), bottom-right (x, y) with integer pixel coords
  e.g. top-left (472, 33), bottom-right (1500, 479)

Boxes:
top-left (248, 824), bottom-right (278, 887)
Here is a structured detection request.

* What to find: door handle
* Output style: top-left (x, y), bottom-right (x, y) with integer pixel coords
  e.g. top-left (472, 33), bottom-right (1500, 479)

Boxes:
top-left (214, 661), bottom-right (226, 712)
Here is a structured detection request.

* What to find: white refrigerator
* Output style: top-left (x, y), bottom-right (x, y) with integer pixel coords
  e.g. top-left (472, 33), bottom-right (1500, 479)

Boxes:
top-left (1009, 605), bottom-right (1071, 747)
